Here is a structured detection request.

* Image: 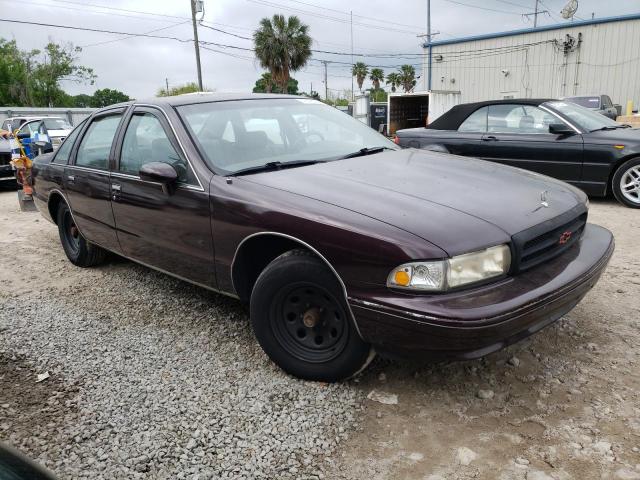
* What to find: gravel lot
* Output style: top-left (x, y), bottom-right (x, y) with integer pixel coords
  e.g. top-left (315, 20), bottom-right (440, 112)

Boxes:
top-left (1, 189), bottom-right (639, 479)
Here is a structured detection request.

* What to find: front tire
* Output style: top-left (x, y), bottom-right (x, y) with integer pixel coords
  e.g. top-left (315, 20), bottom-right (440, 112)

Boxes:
top-left (612, 158), bottom-right (640, 208)
top-left (250, 250), bottom-right (373, 382)
top-left (56, 202), bottom-right (106, 267)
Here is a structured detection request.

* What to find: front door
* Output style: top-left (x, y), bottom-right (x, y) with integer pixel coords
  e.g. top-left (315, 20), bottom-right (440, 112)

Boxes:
top-left (109, 107), bottom-right (215, 287)
top-left (475, 104), bottom-right (584, 182)
top-left (63, 110), bottom-right (124, 251)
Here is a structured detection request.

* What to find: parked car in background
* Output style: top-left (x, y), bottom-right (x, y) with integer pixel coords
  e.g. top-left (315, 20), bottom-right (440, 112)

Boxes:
top-left (563, 95), bottom-right (619, 120)
top-left (396, 99), bottom-right (640, 208)
top-left (1, 116), bottom-right (42, 133)
top-left (32, 94), bottom-right (613, 381)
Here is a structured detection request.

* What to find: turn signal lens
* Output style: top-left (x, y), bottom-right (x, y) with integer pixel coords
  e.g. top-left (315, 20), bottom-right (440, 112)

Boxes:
top-left (614, 145), bottom-right (625, 150)
top-left (394, 269), bottom-right (411, 286)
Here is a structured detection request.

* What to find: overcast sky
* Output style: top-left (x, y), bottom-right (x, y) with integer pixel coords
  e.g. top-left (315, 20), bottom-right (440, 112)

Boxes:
top-left (2, 0), bottom-right (638, 99)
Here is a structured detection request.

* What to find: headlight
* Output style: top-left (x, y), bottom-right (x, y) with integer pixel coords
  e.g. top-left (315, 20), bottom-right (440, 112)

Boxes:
top-left (387, 244), bottom-right (511, 291)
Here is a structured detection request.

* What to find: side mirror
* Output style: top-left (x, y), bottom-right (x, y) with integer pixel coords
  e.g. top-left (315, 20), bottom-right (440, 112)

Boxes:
top-left (549, 123), bottom-right (574, 135)
top-left (139, 162), bottom-right (178, 195)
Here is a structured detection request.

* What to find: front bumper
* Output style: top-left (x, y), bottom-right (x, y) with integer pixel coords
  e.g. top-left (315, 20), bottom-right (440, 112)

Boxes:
top-left (349, 224), bottom-right (614, 360)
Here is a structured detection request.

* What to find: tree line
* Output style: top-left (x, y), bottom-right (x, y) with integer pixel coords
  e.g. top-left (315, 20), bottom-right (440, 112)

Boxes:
top-left (0, 38), bottom-right (130, 108)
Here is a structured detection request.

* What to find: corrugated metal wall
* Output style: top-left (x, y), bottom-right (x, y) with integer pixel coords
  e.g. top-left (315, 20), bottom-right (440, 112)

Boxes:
top-left (425, 18), bottom-right (640, 107)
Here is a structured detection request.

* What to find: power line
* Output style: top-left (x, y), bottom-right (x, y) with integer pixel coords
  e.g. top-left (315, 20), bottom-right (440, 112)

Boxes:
top-left (82, 21), bottom-right (191, 48)
top-left (0, 17), bottom-right (195, 42)
top-left (246, 0), bottom-right (422, 34)
top-left (441, 0), bottom-right (525, 14)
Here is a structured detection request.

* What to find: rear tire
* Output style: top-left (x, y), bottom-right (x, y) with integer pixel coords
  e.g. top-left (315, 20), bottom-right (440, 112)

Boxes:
top-left (250, 249), bottom-right (373, 382)
top-left (612, 158), bottom-right (640, 208)
top-left (56, 202), bottom-right (106, 267)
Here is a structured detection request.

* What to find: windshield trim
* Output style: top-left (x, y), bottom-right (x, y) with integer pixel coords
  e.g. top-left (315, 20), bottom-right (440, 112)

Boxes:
top-left (539, 104), bottom-right (583, 134)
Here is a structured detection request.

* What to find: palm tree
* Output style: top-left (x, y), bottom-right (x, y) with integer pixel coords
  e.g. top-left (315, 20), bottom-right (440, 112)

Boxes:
top-left (385, 72), bottom-right (400, 93)
top-left (352, 62), bottom-right (368, 92)
top-left (253, 15), bottom-right (312, 94)
top-left (369, 68), bottom-right (384, 90)
top-left (259, 72), bottom-right (274, 93)
top-left (398, 65), bottom-right (416, 93)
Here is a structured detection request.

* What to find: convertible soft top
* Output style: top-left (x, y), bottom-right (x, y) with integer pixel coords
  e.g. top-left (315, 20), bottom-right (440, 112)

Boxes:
top-left (428, 98), bottom-right (555, 131)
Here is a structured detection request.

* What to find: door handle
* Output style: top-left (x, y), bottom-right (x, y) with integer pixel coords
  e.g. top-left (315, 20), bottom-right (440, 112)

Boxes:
top-left (111, 183), bottom-right (121, 201)
top-left (482, 136), bottom-right (498, 142)
top-left (67, 175), bottom-right (75, 182)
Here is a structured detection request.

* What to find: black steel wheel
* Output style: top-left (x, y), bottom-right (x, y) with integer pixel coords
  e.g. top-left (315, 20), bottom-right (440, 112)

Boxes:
top-left (56, 201), bottom-right (106, 267)
top-left (250, 250), bottom-right (374, 382)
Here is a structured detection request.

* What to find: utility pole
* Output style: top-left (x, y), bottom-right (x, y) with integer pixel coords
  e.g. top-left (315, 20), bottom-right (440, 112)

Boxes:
top-left (165, 78), bottom-right (169, 95)
top-left (534, 0), bottom-right (540, 27)
top-left (427, 0), bottom-right (432, 91)
top-left (190, 0), bottom-right (203, 91)
top-left (350, 11), bottom-right (354, 101)
top-left (322, 61), bottom-right (328, 100)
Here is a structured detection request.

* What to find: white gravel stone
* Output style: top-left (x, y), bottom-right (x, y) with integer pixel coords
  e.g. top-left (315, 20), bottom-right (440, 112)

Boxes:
top-left (456, 447), bottom-right (477, 466)
top-left (477, 389), bottom-right (494, 400)
top-left (367, 390), bottom-right (398, 405)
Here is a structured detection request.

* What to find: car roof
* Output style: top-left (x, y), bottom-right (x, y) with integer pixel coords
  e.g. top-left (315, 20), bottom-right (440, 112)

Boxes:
top-left (106, 92), bottom-right (302, 110)
top-left (428, 98), bottom-right (555, 130)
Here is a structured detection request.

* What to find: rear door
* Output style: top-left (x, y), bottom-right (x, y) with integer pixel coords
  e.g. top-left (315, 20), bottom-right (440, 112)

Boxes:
top-left (475, 104), bottom-right (583, 182)
top-left (63, 109), bottom-right (124, 251)
top-left (109, 106), bottom-right (215, 286)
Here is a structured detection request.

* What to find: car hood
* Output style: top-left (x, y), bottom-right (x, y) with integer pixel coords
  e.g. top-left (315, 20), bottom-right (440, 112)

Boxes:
top-left (241, 149), bottom-right (585, 256)
top-left (585, 128), bottom-right (640, 143)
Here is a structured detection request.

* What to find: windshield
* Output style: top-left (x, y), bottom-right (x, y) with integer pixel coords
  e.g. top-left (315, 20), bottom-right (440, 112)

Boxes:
top-left (565, 96), bottom-right (600, 109)
top-left (43, 118), bottom-right (72, 130)
top-left (177, 98), bottom-right (397, 174)
top-left (545, 101), bottom-right (619, 131)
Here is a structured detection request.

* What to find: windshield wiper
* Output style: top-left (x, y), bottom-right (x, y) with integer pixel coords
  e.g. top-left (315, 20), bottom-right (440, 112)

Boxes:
top-left (339, 146), bottom-right (394, 159)
top-left (590, 125), bottom-right (627, 132)
top-left (229, 159), bottom-right (324, 176)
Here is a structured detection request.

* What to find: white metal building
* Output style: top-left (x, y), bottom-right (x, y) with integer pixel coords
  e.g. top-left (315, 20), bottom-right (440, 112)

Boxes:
top-left (423, 13), bottom-right (640, 107)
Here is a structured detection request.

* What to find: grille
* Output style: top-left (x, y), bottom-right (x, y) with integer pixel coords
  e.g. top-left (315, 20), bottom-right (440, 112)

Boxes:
top-left (512, 207), bottom-right (587, 272)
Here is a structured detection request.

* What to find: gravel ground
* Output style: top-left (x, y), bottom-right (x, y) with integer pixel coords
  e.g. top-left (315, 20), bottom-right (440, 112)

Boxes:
top-left (1, 189), bottom-right (639, 479)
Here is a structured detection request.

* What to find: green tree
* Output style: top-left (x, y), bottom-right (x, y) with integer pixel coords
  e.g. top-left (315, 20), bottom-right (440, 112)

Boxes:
top-left (71, 93), bottom-right (93, 108)
top-left (369, 68), bottom-right (384, 90)
top-left (90, 88), bottom-right (130, 107)
top-left (253, 74), bottom-right (299, 95)
top-left (253, 72), bottom-right (275, 93)
top-left (369, 89), bottom-right (387, 102)
top-left (352, 62), bottom-right (368, 92)
top-left (0, 39), bottom-right (38, 106)
top-left (157, 82), bottom-right (212, 97)
top-left (398, 65), bottom-right (416, 93)
top-left (253, 14), bottom-right (312, 94)
top-left (30, 42), bottom-right (96, 107)
top-left (385, 72), bottom-right (400, 93)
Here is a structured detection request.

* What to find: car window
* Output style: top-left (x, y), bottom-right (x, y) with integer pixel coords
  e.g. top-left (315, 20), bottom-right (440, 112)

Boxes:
top-left (120, 112), bottom-right (193, 184)
top-left (52, 120), bottom-right (86, 165)
top-left (458, 107), bottom-right (488, 132)
top-left (75, 114), bottom-right (122, 170)
top-left (18, 121), bottom-right (38, 136)
top-left (43, 118), bottom-right (72, 130)
top-left (488, 105), bottom-right (558, 134)
top-left (567, 96), bottom-right (600, 108)
top-left (603, 96), bottom-right (613, 108)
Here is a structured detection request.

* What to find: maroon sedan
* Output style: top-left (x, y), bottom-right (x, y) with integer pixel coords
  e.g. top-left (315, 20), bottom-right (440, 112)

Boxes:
top-left (31, 94), bottom-right (614, 382)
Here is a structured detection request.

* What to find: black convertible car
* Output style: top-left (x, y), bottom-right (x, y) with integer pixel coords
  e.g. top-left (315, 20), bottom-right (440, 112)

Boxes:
top-left (396, 99), bottom-right (640, 208)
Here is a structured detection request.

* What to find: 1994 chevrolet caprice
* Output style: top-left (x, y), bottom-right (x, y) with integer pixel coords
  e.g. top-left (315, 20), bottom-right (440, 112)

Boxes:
top-left (32, 94), bottom-right (614, 382)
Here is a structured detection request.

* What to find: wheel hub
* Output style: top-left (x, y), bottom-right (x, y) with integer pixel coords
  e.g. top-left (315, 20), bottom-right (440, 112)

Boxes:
top-left (302, 307), bottom-right (321, 328)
